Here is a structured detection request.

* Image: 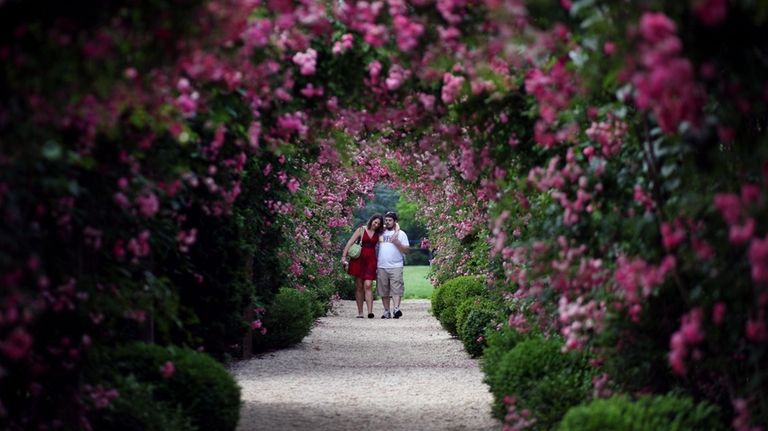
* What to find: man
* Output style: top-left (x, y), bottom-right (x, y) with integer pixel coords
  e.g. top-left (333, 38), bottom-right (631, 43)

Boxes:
top-left (377, 211), bottom-right (409, 319)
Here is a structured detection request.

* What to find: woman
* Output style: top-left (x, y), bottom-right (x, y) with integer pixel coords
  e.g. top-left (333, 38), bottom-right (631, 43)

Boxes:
top-left (342, 214), bottom-right (384, 318)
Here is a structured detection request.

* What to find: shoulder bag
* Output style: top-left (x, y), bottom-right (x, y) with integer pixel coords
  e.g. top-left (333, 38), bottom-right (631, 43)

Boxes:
top-left (348, 228), bottom-right (363, 259)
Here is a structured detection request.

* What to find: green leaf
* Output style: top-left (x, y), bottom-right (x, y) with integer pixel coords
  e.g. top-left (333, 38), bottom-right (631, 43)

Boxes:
top-left (42, 140), bottom-right (62, 160)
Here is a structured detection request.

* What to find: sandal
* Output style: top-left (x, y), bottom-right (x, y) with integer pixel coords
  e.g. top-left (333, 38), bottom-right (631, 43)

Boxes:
top-left (356, 315), bottom-right (364, 319)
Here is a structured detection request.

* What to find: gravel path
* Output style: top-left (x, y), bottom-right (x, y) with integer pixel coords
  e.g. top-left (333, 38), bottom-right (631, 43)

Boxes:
top-left (231, 299), bottom-right (500, 431)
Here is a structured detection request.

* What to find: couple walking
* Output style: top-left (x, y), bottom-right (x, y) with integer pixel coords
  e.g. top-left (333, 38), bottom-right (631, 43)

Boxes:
top-left (341, 211), bottom-right (409, 319)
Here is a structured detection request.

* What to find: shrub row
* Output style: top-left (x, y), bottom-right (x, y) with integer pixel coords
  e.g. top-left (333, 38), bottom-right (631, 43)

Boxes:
top-left (478, 322), bottom-right (726, 430)
top-left (84, 286), bottom-right (320, 430)
top-left (429, 276), bottom-right (726, 430)
top-left (431, 276), bottom-right (505, 357)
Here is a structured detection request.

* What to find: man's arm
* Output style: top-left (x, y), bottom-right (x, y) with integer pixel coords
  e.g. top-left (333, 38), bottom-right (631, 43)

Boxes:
top-left (392, 231), bottom-right (409, 253)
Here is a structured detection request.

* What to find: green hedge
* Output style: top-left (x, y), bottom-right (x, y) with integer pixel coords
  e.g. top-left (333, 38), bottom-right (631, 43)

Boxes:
top-left (557, 394), bottom-right (725, 430)
top-left (481, 324), bottom-right (529, 384)
top-left (93, 342), bottom-right (241, 431)
top-left (90, 375), bottom-right (195, 431)
top-left (485, 335), bottom-right (593, 429)
top-left (430, 276), bottom-right (486, 334)
top-left (254, 287), bottom-right (316, 350)
top-left (456, 296), bottom-right (503, 357)
top-left (307, 279), bottom-right (338, 318)
top-left (405, 249), bottom-right (431, 266)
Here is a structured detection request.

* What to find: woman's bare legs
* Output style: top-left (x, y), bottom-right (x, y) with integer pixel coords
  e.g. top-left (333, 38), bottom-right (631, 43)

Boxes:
top-left (363, 280), bottom-right (374, 315)
top-left (354, 277), bottom-right (365, 316)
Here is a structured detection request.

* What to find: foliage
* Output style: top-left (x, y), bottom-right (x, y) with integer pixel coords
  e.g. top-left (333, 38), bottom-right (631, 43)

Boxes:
top-left (396, 195), bottom-right (428, 243)
top-left (89, 342), bottom-right (241, 431)
top-left (405, 248), bottom-right (430, 266)
top-left (486, 335), bottom-right (593, 428)
top-left (557, 394), bottom-right (725, 431)
top-left (335, 277), bottom-right (358, 300)
top-left (352, 184), bottom-right (399, 229)
top-left (482, 324), bottom-right (531, 386)
top-left (254, 287), bottom-right (316, 351)
top-left (456, 296), bottom-right (504, 357)
top-left (431, 275), bottom-right (487, 334)
top-left (89, 376), bottom-right (195, 431)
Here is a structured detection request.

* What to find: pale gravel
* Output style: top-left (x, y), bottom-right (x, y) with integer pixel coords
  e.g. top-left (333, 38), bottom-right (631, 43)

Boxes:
top-left (230, 299), bottom-right (500, 431)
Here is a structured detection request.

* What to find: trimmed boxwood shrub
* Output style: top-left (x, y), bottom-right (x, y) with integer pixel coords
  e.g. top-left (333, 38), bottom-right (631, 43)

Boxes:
top-left (99, 342), bottom-right (241, 431)
top-left (456, 296), bottom-right (503, 357)
top-left (431, 280), bottom-right (448, 319)
top-left (90, 375), bottom-right (195, 431)
top-left (481, 324), bottom-right (528, 384)
top-left (255, 287), bottom-right (316, 350)
top-left (430, 276), bottom-right (486, 334)
top-left (557, 394), bottom-right (725, 430)
top-left (486, 335), bottom-right (593, 429)
top-left (307, 278), bottom-right (337, 319)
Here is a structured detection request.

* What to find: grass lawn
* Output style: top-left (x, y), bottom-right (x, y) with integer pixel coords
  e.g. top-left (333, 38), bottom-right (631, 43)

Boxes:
top-left (403, 265), bottom-right (433, 299)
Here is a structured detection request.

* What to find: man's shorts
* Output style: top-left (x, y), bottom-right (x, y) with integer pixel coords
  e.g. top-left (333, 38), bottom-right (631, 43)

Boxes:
top-left (377, 267), bottom-right (404, 297)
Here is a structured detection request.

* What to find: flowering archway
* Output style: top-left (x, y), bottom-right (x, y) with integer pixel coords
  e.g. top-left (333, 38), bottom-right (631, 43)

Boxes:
top-left (1, 0), bottom-right (767, 428)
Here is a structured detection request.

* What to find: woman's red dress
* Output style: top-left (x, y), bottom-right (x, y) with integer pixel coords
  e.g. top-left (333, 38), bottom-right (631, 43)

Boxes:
top-left (347, 229), bottom-right (379, 281)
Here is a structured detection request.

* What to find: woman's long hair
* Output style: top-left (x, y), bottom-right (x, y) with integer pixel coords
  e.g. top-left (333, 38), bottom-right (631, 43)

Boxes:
top-left (366, 214), bottom-right (385, 234)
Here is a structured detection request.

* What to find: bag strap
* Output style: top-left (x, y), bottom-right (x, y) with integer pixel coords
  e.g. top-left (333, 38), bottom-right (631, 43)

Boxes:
top-left (355, 226), bottom-right (364, 244)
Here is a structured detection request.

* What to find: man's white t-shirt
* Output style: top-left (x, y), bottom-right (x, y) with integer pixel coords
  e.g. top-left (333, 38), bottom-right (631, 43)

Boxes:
top-left (377, 229), bottom-right (409, 268)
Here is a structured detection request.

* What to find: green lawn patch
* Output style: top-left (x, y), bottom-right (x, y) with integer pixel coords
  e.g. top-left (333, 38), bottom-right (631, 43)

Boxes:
top-left (403, 265), bottom-right (433, 299)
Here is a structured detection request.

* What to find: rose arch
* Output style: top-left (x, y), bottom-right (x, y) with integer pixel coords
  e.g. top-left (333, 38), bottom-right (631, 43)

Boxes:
top-left (1, 0), bottom-right (767, 429)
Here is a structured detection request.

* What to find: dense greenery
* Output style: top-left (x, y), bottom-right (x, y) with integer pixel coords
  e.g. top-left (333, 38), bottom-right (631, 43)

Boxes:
top-left (254, 288), bottom-right (317, 351)
top-left (88, 342), bottom-right (241, 431)
top-left (456, 296), bottom-right (503, 357)
top-left (430, 276), bottom-right (487, 335)
top-left (557, 395), bottom-right (725, 431)
top-left (485, 336), bottom-right (594, 428)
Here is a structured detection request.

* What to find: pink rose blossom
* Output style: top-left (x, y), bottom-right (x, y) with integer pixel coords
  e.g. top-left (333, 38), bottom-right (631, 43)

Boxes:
top-left (161, 361), bottom-right (175, 379)
top-left (332, 33), bottom-right (354, 55)
top-left (714, 193), bottom-right (742, 225)
top-left (242, 19), bottom-right (273, 48)
top-left (441, 73), bottom-right (465, 104)
top-left (0, 327), bottom-right (33, 360)
top-left (741, 183), bottom-right (762, 205)
top-left (712, 302), bottom-right (727, 325)
top-left (661, 221), bottom-right (686, 250)
top-left (86, 385), bottom-right (120, 409)
top-left (603, 41), bottom-right (616, 56)
top-left (124, 67), bottom-right (138, 79)
top-left (385, 64), bottom-right (409, 91)
top-left (692, 0), bottom-right (728, 26)
top-left (113, 192), bottom-right (131, 209)
top-left (746, 319), bottom-right (768, 343)
top-left (729, 218), bottom-right (756, 245)
top-left (292, 48), bottom-right (317, 75)
top-left (368, 60), bottom-right (382, 84)
top-left (668, 308), bottom-right (705, 375)
top-left (287, 177), bottom-right (300, 193)
top-left (748, 235), bottom-right (768, 285)
top-left (136, 192), bottom-right (159, 218)
top-left (392, 15), bottom-right (424, 52)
